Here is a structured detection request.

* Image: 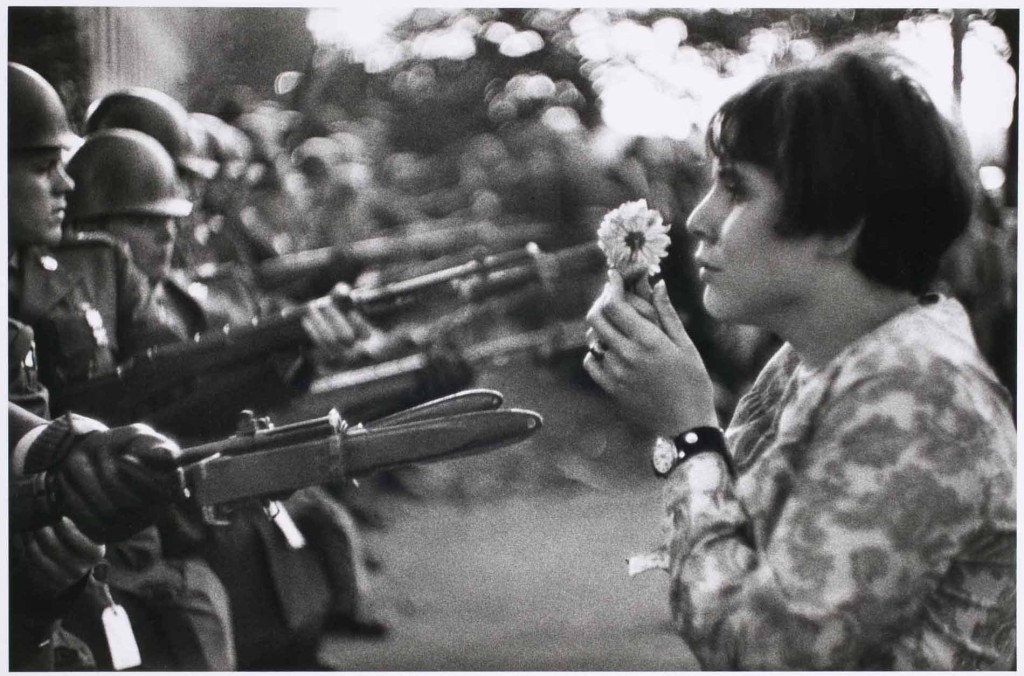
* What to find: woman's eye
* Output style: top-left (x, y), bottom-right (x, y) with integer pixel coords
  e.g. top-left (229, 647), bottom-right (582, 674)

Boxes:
top-left (720, 179), bottom-right (744, 200)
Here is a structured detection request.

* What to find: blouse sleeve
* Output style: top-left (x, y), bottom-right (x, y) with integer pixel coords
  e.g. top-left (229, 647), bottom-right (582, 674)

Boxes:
top-left (662, 363), bottom-right (997, 669)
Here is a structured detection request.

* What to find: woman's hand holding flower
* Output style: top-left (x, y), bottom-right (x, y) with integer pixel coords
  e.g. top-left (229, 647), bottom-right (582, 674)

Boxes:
top-left (584, 270), bottom-right (717, 438)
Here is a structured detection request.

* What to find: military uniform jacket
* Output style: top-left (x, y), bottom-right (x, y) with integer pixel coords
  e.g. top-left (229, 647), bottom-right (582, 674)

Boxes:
top-left (10, 232), bottom-right (185, 409)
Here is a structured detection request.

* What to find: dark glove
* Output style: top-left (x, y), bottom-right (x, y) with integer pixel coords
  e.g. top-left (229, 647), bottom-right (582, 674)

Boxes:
top-left (23, 415), bottom-right (185, 543)
top-left (10, 516), bottom-right (105, 599)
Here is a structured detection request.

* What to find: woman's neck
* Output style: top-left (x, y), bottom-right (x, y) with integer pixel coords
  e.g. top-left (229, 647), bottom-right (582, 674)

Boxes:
top-left (773, 271), bottom-right (918, 370)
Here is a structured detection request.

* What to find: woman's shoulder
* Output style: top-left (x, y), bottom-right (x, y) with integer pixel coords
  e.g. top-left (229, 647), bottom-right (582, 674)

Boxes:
top-left (811, 297), bottom-right (1015, 463)
top-left (830, 296), bottom-right (1007, 403)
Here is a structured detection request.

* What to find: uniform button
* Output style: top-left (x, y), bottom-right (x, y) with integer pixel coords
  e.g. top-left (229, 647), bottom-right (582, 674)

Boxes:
top-left (39, 255), bottom-right (58, 271)
top-left (684, 431), bottom-right (698, 444)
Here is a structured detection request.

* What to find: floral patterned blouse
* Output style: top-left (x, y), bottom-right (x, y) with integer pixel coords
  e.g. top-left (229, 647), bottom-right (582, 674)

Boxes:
top-left (660, 295), bottom-right (1016, 669)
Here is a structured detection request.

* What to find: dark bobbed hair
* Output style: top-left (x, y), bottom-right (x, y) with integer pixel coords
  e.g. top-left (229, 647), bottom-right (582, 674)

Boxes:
top-left (706, 42), bottom-right (975, 295)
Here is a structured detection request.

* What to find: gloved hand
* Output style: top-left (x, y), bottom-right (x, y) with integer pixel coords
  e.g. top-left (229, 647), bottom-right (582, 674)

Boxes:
top-left (11, 516), bottom-right (105, 598)
top-left (24, 415), bottom-right (186, 543)
top-left (301, 290), bottom-right (359, 362)
top-left (303, 283), bottom-right (409, 365)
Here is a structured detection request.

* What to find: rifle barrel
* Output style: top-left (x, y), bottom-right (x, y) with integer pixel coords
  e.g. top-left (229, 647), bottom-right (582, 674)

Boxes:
top-left (458, 242), bottom-right (604, 302)
top-left (309, 320), bottom-right (588, 397)
top-left (179, 409), bottom-right (344, 465)
top-left (348, 246), bottom-right (535, 314)
top-left (256, 219), bottom-right (550, 291)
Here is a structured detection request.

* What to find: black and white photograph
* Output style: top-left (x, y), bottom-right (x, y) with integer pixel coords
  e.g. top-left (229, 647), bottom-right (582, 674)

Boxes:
top-left (6, 6), bottom-right (1018, 671)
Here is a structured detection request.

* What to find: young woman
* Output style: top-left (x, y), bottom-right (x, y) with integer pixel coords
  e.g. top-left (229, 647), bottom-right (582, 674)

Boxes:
top-left (584, 44), bottom-right (1015, 670)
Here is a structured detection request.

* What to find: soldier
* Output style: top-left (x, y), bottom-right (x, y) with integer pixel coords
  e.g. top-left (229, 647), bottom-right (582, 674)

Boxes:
top-left (8, 61), bottom-right (236, 671)
top-left (9, 401), bottom-right (187, 671)
top-left (83, 86), bottom-right (229, 272)
top-left (8, 68), bottom-right (185, 405)
top-left (64, 124), bottom-right (388, 668)
top-left (87, 88), bottom-right (311, 266)
top-left (64, 126), bottom-right (381, 436)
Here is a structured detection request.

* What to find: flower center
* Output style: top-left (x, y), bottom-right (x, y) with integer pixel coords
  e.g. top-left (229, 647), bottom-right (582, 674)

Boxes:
top-left (624, 231), bottom-right (646, 257)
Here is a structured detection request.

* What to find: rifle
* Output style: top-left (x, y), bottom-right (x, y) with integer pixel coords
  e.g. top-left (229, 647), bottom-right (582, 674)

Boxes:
top-left (452, 241), bottom-right (603, 304)
top-left (15, 389), bottom-right (543, 531)
top-left (51, 243), bottom-right (602, 422)
top-left (198, 218), bottom-right (552, 296)
top-left (286, 320), bottom-right (589, 422)
top-left (344, 240), bottom-right (603, 321)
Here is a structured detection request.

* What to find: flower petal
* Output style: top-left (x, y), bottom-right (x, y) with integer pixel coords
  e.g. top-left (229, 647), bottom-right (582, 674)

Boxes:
top-left (595, 200), bottom-right (673, 278)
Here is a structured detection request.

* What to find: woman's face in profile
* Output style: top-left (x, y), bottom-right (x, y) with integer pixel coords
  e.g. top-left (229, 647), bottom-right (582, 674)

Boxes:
top-left (684, 158), bottom-right (824, 328)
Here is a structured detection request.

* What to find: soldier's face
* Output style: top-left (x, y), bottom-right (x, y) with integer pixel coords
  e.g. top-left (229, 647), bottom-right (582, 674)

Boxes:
top-left (105, 216), bottom-right (178, 281)
top-left (8, 149), bottom-right (74, 247)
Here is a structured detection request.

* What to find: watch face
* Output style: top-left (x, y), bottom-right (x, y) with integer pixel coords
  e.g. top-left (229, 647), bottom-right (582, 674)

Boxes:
top-left (652, 437), bottom-right (677, 475)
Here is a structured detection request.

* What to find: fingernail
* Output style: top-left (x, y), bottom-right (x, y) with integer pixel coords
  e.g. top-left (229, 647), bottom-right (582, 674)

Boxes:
top-left (655, 280), bottom-right (667, 292)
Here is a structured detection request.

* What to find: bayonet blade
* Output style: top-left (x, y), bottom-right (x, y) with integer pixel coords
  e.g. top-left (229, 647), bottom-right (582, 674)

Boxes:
top-left (184, 407), bottom-right (542, 507)
top-left (364, 389), bottom-right (503, 429)
top-left (345, 409), bottom-right (542, 474)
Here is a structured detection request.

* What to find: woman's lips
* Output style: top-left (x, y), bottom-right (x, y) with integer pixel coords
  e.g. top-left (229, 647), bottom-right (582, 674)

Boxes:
top-left (695, 258), bottom-right (721, 281)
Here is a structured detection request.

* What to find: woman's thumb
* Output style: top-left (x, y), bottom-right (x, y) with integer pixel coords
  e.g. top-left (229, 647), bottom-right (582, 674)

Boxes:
top-left (652, 280), bottom-right (689, 346)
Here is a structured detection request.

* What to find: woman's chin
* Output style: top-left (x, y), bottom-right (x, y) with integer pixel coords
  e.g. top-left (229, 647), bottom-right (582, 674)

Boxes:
top-left (702, 289), bottom-right (733, 322)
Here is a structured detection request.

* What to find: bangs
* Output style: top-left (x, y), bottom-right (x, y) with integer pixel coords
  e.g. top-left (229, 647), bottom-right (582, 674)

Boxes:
top-left (704, 85), bottom-right (784, 174)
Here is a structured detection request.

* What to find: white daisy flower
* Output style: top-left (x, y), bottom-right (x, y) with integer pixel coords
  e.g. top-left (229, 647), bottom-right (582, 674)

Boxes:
top-left (596, 199), bottom-right (672, 283)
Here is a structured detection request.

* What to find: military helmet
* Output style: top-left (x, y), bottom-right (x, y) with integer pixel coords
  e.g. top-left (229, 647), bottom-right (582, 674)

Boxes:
top-left (8, 62), bottom-right (77, 151)
top-left (66, 128), bottom-right (193, 223)
top-left (84, 87), bottom-right (218, 180)
top-left (189, 112), bottom-right (253, 179)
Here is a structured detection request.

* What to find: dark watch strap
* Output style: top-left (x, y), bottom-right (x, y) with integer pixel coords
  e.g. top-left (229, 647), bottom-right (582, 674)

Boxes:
top-left (674, 426), bottom-right (735, 477)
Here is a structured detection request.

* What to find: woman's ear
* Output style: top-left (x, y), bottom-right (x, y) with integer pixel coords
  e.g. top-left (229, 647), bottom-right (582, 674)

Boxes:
top-left (817, 220), bottom-right (863, 260)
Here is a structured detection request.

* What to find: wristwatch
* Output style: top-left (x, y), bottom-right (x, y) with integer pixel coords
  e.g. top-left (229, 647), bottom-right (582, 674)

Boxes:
top-left (651, 426), bottom-right (734, 477)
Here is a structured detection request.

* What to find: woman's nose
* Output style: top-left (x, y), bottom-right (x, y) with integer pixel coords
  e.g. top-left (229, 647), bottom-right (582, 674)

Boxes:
top-left (685, 190), bottom-right (718, 242)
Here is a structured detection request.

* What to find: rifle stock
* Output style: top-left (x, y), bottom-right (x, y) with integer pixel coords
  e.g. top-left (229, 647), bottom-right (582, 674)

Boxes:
top-left (50, 307), bottom-right (311, 421)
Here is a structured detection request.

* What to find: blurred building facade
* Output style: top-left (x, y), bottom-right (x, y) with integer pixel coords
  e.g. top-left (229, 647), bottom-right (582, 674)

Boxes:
top-left (9, 6), bottom-right (313, 125)
top-left (72, 7), bottom-right (192, 103)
